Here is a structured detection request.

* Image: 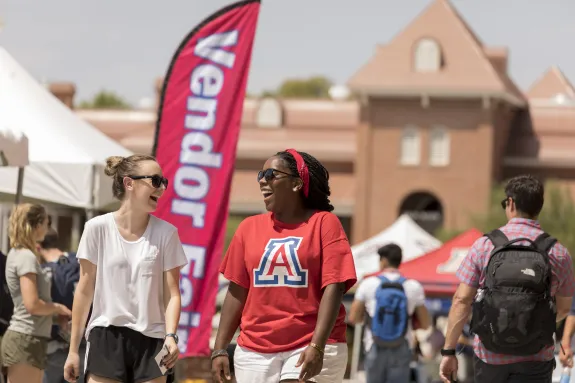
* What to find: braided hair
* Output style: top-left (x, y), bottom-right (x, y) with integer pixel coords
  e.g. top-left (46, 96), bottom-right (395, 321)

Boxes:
top-left (276, 151), bottom-right (334, 212)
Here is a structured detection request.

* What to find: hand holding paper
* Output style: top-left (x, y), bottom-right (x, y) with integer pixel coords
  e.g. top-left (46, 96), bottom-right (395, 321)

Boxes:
top-left (155, 346), bottom-right (169, 375)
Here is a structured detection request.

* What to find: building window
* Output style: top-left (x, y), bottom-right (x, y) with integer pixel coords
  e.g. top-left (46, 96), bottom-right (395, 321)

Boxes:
top-left (414, 38), bottom-right (442, 72)
top-left (400, 126), bottom-right (421, 166)
top-left (429, 126), bottom-right (450, 166)
top-left (256, 98), bottom-right (284, 128)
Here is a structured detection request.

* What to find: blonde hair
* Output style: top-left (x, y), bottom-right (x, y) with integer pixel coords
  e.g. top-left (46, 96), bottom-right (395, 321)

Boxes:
top-left (9, 203), bottom-right (47, 260)
top-left (105, 154), bottom-right (158, 200)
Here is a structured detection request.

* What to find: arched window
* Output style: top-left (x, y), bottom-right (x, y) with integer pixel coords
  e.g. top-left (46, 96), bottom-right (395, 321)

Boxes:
top-left (429, 126), bottom-right (450, 166)
top-left (256, 98), bottom-right (283, 128)
top-left (414, 38), bottom-right (442, 72)
top-left (400, 126), bottom-right (421, 166)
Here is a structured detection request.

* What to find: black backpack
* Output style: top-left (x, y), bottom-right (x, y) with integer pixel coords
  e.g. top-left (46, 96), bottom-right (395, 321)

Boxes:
top-left (471, 229), bottom-right (557, 356)
top-left (0, 251), bottom-right (14, 336)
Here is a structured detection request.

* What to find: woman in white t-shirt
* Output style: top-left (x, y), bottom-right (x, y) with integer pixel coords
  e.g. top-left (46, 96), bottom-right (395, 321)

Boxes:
top-left (63, 154), bottom-right (188, 383)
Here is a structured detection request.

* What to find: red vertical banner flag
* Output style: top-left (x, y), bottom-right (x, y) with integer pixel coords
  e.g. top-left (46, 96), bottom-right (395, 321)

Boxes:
top-left (153, 0), bottom-right (261, 357)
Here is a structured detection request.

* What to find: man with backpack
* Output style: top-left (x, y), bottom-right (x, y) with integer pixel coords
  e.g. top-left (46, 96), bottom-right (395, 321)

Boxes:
top-left (38, 228), bottom-right (83, 383)
top-left (439, 175), bottom-right (575, 383)
top-left (350, 243), bottom-right (431, 383)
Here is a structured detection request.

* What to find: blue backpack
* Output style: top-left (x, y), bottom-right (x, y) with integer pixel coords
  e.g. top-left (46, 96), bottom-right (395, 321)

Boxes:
top-left (42, 252), bottom-right (80, 341)
top-left (43, 252), bottom-right (80, 311)
top-left (371, 275), bottom-right (409, 347)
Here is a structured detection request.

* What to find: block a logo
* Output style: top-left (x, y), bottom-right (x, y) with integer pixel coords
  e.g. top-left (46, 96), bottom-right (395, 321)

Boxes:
top-left (253, 237), bottom-right (308, 287)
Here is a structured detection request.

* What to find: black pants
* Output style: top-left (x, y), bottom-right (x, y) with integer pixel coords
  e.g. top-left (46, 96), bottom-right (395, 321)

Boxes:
top-left (473, 355), bottom-right (555, 383)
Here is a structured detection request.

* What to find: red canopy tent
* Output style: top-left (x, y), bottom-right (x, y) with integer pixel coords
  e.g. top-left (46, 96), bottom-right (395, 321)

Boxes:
top-left (399, 228), bottom-right (483, 296)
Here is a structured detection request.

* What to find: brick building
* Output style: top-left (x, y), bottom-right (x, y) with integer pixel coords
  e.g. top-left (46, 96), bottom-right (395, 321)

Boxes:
top-left (50, 0), bottom-right (575, 244)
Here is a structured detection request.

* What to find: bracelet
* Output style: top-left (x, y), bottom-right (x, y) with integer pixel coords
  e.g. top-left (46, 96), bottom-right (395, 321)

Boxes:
top-left (309, 343), bottom-right (324, 354)
top-left (211, 349), bottom-right (229, 360)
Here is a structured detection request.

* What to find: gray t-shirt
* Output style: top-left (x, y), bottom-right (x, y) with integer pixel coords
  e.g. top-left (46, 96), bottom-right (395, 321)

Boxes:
top-left (5, 248), bottom-right (53, 338)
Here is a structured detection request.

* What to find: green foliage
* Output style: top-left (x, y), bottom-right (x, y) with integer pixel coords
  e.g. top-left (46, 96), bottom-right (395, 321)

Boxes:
top-left (262, 76), bottom-right (333, 99)
top-left (223, 215), bottom-right (248, 253)
top-left (537, 183), bottom-right (575, 256)
top-left (473, 182), bottom-right (575, 257)
top-left (78, 90), bottom-right (131, 110)
top-left (260, 90), bottom-right (277, 98)
top-left (470, 185), bottom-right (508, 233)
top-left (434, 227), bottom-right (466, 243)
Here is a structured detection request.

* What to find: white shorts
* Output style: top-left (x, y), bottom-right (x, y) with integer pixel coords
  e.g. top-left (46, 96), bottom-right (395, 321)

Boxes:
top-left (234, 343), bottom-right (348, 383)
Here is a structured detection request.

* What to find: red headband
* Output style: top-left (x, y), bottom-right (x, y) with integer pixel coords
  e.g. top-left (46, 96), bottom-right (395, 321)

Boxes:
top-left (285, 149), bottom-right (309, 197)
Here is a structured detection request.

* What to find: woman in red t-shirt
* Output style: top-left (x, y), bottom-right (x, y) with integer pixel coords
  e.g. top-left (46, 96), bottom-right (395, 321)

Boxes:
top-left (211, 149), bottom-right (357, 383)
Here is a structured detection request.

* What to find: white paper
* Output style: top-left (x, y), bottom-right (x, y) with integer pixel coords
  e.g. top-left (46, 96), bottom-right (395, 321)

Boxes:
top-left (154, 346), bottom-right (169, 375)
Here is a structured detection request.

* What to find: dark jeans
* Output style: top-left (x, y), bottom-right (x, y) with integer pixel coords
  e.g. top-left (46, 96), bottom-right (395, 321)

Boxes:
top-left (473, 355), bottom-right (555, 383)
top-left (43, 344), bottom-right (86, 383)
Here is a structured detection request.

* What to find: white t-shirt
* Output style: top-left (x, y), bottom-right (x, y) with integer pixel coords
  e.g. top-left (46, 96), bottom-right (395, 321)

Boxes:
top-left (78, 213), bottom-right (188, 340)
top-left (354, 271), bottom-right (426, 352)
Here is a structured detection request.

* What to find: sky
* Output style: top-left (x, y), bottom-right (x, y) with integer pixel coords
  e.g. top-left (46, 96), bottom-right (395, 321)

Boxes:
top-left (1, 0), bottom-right (574, 106)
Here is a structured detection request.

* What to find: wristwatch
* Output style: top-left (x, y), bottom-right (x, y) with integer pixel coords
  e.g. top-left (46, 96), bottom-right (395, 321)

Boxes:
top-left (165, 333), bottom-right (179, 344)
top-left (440, 348), bottom-right (456, 356)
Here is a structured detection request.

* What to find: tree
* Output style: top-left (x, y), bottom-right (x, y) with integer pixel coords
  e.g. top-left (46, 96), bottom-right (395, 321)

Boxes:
top-left (79, 90), bottom-right (131, 110)
top-left (224, 215), bottom-right (245, 253)
top-left (262, 76), bottom-right (333, 99)
top-left (473, 182), bottom-right (575, 258)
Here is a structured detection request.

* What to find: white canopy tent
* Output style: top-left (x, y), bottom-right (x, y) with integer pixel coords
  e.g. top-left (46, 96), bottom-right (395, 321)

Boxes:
top-left (351, 214), bottom-right (442, 281)
top-left (0, 47), bottom-right (132, 209)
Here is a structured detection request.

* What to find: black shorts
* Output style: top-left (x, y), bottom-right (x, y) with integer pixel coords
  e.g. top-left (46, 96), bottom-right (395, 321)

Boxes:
top-left (85, 326), bottom-right (174, 383)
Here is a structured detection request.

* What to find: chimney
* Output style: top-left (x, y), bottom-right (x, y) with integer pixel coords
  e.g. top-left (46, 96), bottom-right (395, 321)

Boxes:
top-left (155, 77), bottom-right (164, 112)
top-left (49, 82), bottom-right (76, 109)
top-left (484, 47), bottom-right (508, 75)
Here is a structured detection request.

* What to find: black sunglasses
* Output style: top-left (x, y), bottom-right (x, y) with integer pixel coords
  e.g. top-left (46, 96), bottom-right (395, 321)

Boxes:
top-left (501, 197), bottom-right (510, 210)
top-left (257, 168), bottom-right (296, 182)
top-left (129, 175), bottom-right (169, 189)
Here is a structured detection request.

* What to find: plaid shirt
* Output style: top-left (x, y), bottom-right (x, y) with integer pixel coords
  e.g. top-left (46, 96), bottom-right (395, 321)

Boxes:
top-left (456, 218), bottom-right (575, 365)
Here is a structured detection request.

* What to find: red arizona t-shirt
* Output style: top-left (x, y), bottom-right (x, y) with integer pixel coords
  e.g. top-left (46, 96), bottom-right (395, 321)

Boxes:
top-left (219, 211), bottom-right (357, 353)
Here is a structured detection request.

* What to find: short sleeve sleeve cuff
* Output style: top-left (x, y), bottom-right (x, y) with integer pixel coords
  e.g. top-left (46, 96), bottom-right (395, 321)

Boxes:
top-left (76, 220), bottom-right (99, 265)
top-left (16, 250), bottom-right (39, 276)
top-left (163, 231), bottom-right (188, 272)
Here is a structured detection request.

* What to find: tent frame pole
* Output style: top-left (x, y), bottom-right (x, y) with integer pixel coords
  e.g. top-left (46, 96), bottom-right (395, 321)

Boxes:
top-left (14, 166), bottom-right (24, 204)
top-left (85, 164), bottom-right (97, 220)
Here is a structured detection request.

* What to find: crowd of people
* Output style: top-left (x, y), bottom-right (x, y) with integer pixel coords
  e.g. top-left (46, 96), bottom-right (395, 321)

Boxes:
top-left (1, 154), bottom-right (186, 383)
top-left (0, 149), bottom-right (574, 383)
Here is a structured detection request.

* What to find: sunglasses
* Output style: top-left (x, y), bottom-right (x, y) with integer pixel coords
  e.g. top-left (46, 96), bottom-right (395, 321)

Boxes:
top-left (501, 197), bottom-right (510, 210)
top-left (129, 175), bottom-right (169, 189)
top-left (257, 168), bottom-right (296, 182)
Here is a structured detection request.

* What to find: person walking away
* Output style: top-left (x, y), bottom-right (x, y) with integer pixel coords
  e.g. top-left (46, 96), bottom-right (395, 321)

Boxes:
top-left (439, 175), bottom-right (575, 383)
top-left (63, 154), bottom-right (188, 383)
top-left (211, 149), bottom-right (357, 383)
top-left (38, 227), bottom-right (84, 383)
top-left (1, 204), bottom-right (72, 383)
top-left (349, 243), bottom-right (431, 383)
